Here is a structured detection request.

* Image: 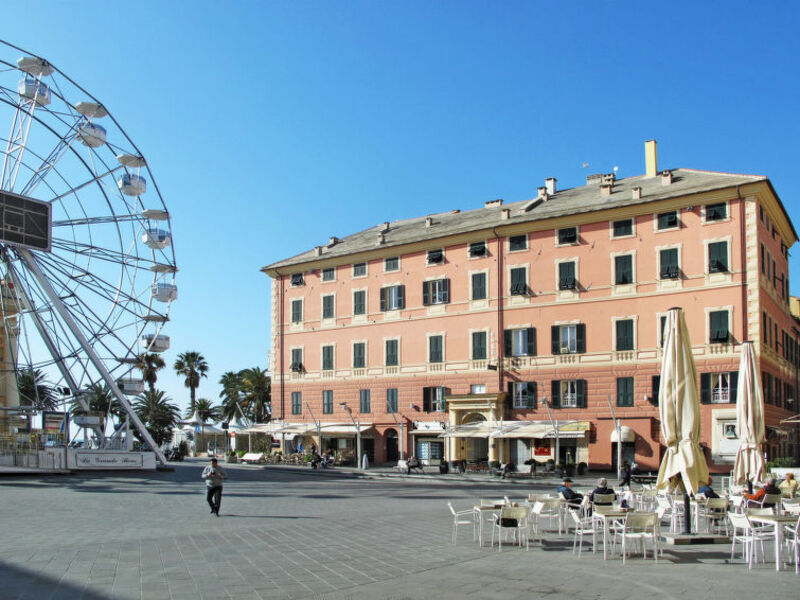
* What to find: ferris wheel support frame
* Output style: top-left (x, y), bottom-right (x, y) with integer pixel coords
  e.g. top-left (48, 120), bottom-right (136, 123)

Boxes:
top-left (18, 248), bottom-right (167, 466)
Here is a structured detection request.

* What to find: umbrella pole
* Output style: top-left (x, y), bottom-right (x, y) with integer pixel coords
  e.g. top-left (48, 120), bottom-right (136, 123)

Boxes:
top-left (683, 493), bottom-right (691, 535)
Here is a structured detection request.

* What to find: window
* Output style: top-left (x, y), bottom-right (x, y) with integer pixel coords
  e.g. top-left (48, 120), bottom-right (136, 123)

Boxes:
top-left (386, 388), bottom-right (398, 413)
top-left (322, 345), bottom-right (334, 370)
top-left (353, 290), bottom-right (366, 315)
top-left (551, 324), bottom-right (585, 354)
top-left (385, 339), bottom-right (399, 366)
top-left (472, 331), bottom-right (487, 360)
top-left (291, 299), bottom-right (303, 323)
top-left (551, 379), bottom-right (586, 408)
top-left (510, 267), bottom-right (528, 295)
top-left (660, 315), bottom-right (667, 348)
top-left (508, 381), bottom-right (537, 409)
top-left (651, 376), bottom-right (660, 405)
top-left (322, 294), bottom-right (335, 319)
top-left (616, 319), bottom-right (634, 351)
top-left (700, 372), bottom-right (738, 404)
top-left (423, 386), bottom-right (446, 412)
top-left (709, 310), bottom-right (730, 343)
top-left (422, 278), bottom-right (450, 305)
top-left (429, 335), bottom-right (443, 363)
top-left (617, 377), bottom-right (634, 407)
top-left (471, 272), bottom-right (487, 300)
top-left (659, 248), bottom-right (679, 279)
top-left (558, 227), bottom-right (577, 245)
top-left (469, 241), bottom-right (487, 257)
top-left (290, 348), bottom-right (303, 372)
top-left (615, 255), bottom-right (633, 285)
top-left (359, 389), bottom-right (371, 413)
top-left (290, 273), bottom-right (304, 286)
top-left (427, 249), bottom-right (444, 265)
top-left (708, 241), bottom-right (728, 273)
top-left (322, 268), bottom-right (335, 281)
top-left (291, 392), bottom-right (302, 415)
top-left (657, 211), bottom-right (678, 230)
top-left (761, 243), bottom-right (766, 274)
top-left (385, 257), bottom-right (399, 272)
top-left (509, 234), bottom-right (527, 251)
top-left (353, 342), bottom-right (366, 368)
top-left (705, 203), bottom-right (727, 221)
top-left (322, 390), bottom-right (333, 414)
top-left (558, 261), bottom-right (576, 290)
top-left (352, 262), bottom-right (367, 277)
top-left (505, 327), bottom-right (536, 357)
top-left (613, 219), bottom-right (633, 237)
top-left (380, 285), bottom-right (405, 311)
top-left (471, 384), bottom-right (486, 394)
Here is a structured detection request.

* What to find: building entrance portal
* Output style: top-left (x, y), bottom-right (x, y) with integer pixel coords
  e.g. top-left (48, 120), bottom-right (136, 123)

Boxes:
top-left (385, 429), bottom-right (398, 463)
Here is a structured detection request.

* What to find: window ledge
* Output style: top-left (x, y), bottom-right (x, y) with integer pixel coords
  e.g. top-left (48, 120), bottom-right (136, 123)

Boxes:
top-left (470, 299), bottom-right (489, 310)
top-left (470, 360), bottom-right (487, 370)
top-left (383, 309), bottom-right (401, 321)
top-left (321, 370), bottom-right (335, 379)
top-left (657, 279), bottom-right (683, 291)
top-left (612, 283), bottom-right (636, 296)
top-left (352, 368), bottom-right (366, 378)
top-left (384, 366), bottom-right (399, 376)
top-left (428, 363), bottom-right (444, 372)
top-left (557, 354), bottom-right (578, 365)
top-left (614, 351), bottom-right (635, 362)
top-left (320, 317), bottom-right (336, 328)
top-left (352, 314), bottom-right (367, 324)
top-left (557, 289), bottom-right (579, 301)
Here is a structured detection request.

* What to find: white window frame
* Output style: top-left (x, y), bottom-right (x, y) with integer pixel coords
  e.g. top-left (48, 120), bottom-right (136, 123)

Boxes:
top-left (290, 346), bottom-right (304, 372)
top-left (469, 268), bottom-right (489, 303)
top-left (508, 234), bottom-right (528, 252)
top-left (321, 292), bottom-right (336, 321)
top-left (470, 327), bottom-right (490, 361)
top-left (352, 287), bottom-right (367, 318)
top-left (656, 243), bottom-right (683, 289)
top-left (384, 337), bottom-right (401, 367)
top-left (431, 386), bottom-right (446, 412)
top-left (385, 284), bottom-right (402, 311)
top-left (559, 325), bottom-right (577, 354)
top-left (612, 315), bottom-right (638, 352)
top-left (704, 236), bottom-right (732, 279)
top-left (555, 225), bottom-right (579, 247)
top-left (611, 250), bottom-right (636, 288)
top-left (384, 256), bottom-right (400, 272)
top-left (702, 201), bottom-right (730, 225)
top-left (512, 382), bottom-right (529, 408)
top-left (290, 298), bottom-right (303, 324)
top-left (555, 257), bottom-right (579, 294)
top-left (711, 373), bottom-right (731, 404)
top-left (471, 384), bottom-right (487, 394)
top-left (427, 332), bottom-right (446, 364)
top-left (352, 262), bottom-right (368, 278)
top-left (426, 248), bottom-right (445, 266)
top-left (426, 277), bottom-right (449, 305)
top-left (321, 267), bottom-right (336, 282)
top-left (560, 380), bottom-right (578, 408)
top-left (290, 273), bottom-right (304, 287)
top-left (654, 209), bottom-right (680, 232)
top-left (510, 327), bottom-right (531, 357)
top-left (609, 217), bottom-right (636, 239)
top-left (351, 340), bottom-right (367, 369)
top-left (468, 240), bottom-right (488, 259)
top-left (507, 263), bottom-right (530, 299)
top-left (704, 305), bottom-right (733, 346)
top-left (321, 343), bottom-right (336, 371)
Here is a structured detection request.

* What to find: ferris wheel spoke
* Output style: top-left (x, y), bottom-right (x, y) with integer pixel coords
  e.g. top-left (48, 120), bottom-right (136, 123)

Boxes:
top-left (51, 237), bottom-right (166, 270)
top-left (53, 213), bottom-right (143, 227)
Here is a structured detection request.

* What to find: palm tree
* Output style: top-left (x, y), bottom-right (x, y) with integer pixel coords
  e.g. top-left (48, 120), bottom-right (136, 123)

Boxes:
top-left (218, 370), bottom-right (244, 422)
top-left (185, 397), bottom-right (221, 422)
top-left (70, 383), bottom-right (121, 427)
top-left (173, 351), bottom-right (208, 413)
top-left (240, 367), bottom-right (271, 423)
top-left (135, 353), bottom-right (166, 394)
top-left (16, 368), bottom-right (58, 411)
top-left (133, 389), bottom-right (180, 447)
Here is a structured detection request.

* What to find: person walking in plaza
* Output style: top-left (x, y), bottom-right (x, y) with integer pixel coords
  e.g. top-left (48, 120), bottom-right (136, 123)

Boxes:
top-left (619, 460), bottom-right (632, 489)
top-left (202, 457), bottom-right (227, 516)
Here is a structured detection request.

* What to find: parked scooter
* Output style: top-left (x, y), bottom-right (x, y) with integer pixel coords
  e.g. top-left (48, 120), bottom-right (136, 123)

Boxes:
top-left (165, 447), bottom-right (184, 462)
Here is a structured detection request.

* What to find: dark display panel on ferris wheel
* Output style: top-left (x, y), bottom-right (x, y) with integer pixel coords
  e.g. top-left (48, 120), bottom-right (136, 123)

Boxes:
top-left (0, 190), bottom-right (51, 252)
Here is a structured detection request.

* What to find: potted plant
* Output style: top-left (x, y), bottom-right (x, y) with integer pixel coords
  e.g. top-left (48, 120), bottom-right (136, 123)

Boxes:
top-left (523, 458), bottom-right (536, 477)
top-left (489, 460), bottom-right (501, 476)
top-left (554, 462), bottom-right (565, 479)
top-left (225, 450), bottom-right (237, 464)
top-left (577, 461), bottom-right (588, 476)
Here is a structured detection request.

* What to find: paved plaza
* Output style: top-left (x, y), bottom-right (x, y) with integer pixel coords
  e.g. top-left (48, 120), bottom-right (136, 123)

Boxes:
top-left (0, 462), bottom-right (797, 600)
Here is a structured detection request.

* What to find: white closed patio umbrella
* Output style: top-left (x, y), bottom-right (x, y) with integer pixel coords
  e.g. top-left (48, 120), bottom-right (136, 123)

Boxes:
top-left (733, 341), bottom-right (767, 487)
top-left (656, 308), bottom-right (710, 533)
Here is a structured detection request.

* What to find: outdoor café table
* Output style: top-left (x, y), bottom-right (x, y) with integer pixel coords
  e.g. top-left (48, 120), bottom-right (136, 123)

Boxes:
top-left (592, 508), bottom-right (633, 560)
top-left (747, 513), bottom-right (798, 571)
top-left (473, 504), bottom-right (504, 547)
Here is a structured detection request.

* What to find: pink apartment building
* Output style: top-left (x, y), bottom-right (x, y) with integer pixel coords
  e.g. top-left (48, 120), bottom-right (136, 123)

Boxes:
top-left (262, 141), bottom-right (799, 472)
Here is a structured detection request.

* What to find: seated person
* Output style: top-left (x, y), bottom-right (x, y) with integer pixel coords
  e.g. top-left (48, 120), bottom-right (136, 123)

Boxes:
top-left (557, 477), bottom-right (584, 507)
top-left (406, 455), bottom-right (424, 474)
top-left (500, 460), bottom-right (516, 478)
top-left (779, 472), bottom-right (798, 498)
top-left (696, 477), bottom-right (719, 499)
top-left (310, 449), bottom-right (321, 468)
top-left (589, 478), bottom-right (615, 504)
top-left (743, 478), bottom-right (781, 506)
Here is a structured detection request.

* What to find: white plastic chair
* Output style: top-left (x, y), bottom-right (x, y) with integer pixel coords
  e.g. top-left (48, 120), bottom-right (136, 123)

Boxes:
top-left (784, 516), bottom-right (800, 574)
top-left (698, 497), bottom-right (729, 535)
top-left (532, 498), bottom-right (562, 537)
top-left (613, 512), bottom-right (660, 565)
top-left (569, 509), bottom-right (597, 557)
top-left (490, 505), bottom-right (531, 551)
top-left (447, 502), bottom-right (475, 544)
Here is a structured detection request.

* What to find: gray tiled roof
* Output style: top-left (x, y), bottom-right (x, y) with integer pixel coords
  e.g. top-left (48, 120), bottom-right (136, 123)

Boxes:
top-left (263, 169), bottom-right (768, 272)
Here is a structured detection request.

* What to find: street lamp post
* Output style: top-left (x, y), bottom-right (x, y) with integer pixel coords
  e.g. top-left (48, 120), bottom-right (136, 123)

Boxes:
top-left (304, 402), bottom-right (322, 453)
top-left (339, 402), bottom-right (362, 469)
top-left (541, 398), bottom-right (560, 469)
top-left (390, 412), bottom-right (405, 460)
top-left (606, 394), bottom-right (623, 482)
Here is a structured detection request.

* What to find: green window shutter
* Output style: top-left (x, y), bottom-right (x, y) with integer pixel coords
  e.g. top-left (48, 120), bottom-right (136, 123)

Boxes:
top-left (615, 255), bottom-right (632, 284)
top-left (423, 387), bottom-right (432, 412)
top-left (700, 373), bottom-right (711, 404)
top-left (551, 326), bottom-right (560, 354)
top-left (660, 315), bottom-right (667, 347)
top-left (397, 285), bottom-right (405, 309)
top-left (709, 242), bottom-right (728, 272)
top-left (442, 279), bottom-right (450, 303)
top-left (651, 376), bottom-right (660, 405)
top-left (440, 387), bottom-right (447, 411)
top-left (385, 340), bottom-right (398, 366)
top-left (504, 330), bottom-right (513, 357)
top-left (380, 287), bottom-right (387, 311)
top-left (353, 343), bottom-right (365, 368)
top-left (472, 273), bottom-right (486, 300)
top-left (506, 382), bottom-right (514, 410)
top-left (576, 324), bottom-right (586, 353)
top-left (526, 327), bottom-right (536, 356)
top-left (577, 380), bottom-right (587, 408)
top-left (422, 281), bottom-right (430, 306)
top-left (710, 311), bottom-right (729, 343)
top-left (472, 332), bottom-right (486, 360)
top-left (551, 380), bottom-right (561, 408)
top-left (616, 320), bottom-right (633, 351)
top-left (527, 382), bottom-right (537, 409)
top-left (729, 371), bottom-right (739, 404)
top-left (429, 336), bottom-right (443, 362)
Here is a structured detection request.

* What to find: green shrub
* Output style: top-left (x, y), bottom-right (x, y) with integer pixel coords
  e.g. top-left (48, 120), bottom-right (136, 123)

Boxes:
top-left (767, 457), bottom-right (795, 470)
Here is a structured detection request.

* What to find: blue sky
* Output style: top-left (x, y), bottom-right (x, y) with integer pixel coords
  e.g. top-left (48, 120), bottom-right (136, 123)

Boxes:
top-left (4, 1), bottom-right (800, 414)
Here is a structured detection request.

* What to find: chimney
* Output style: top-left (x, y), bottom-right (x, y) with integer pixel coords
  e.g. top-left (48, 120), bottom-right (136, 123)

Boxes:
top-left (314, 246), bottom-right (323, 256)
top-left (425, 216), bottom-right (433, 227)
top-left (382, 221), bottom-right (390, 232)
top-left (601, 183), bottom-right (613, 197)
top-left (586, 173), bottom-right (603, 185)
top-left (545, 177), bottom-right (557, 195)
top-left (631, 187), bottom-right (642, 200)
top-left (501, 208), bottom-right (510, 220)
top-left (376, 232), bottom-right (385, 245)
top-left (484, 199), bottom-right (503, 208)
top-left (328, 236), bottom-right (339, 247)
top-left (602, 173), bottom-right (616, 185)
top-left (661, 170), bottom-right (673, 185)
top-left (645, 139), bottom-right (657, 177)
top-left (537, 186), bottom-right (548, 200)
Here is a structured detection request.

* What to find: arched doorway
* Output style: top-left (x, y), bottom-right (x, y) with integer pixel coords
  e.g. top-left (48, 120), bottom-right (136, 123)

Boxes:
top-left (385, 428), bottom-right (399, 462)
top-left (462, 413), bottom-right (488, 462)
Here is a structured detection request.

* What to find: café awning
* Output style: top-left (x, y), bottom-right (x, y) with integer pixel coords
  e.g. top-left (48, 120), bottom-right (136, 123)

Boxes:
top-left (490, 420), bottom-right (590, 439)
top-left (318, 423), bottom-right (373, 435)
top-left (610, 425), bottom-right (636, 443)
top-left (440, 421), bottom-right (501, 438)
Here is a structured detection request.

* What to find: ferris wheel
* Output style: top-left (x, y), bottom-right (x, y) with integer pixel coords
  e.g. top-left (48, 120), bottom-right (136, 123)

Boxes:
top-left (0, 40), bottom-right (177, 464)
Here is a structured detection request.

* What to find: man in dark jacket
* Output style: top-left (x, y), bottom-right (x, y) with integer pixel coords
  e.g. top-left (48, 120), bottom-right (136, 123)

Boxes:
top-left (557, 478), bottom-right (583, 508)
top-left (589, 478), bottom-right (615, 504)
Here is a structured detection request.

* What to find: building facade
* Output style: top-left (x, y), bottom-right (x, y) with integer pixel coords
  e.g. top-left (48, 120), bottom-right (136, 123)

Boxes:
top-left (263, 141), bottom-right (800, 472)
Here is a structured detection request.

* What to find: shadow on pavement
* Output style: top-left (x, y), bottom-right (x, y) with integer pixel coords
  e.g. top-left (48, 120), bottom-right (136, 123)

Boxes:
top-left (0, 559), bottom-right (113, 600)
